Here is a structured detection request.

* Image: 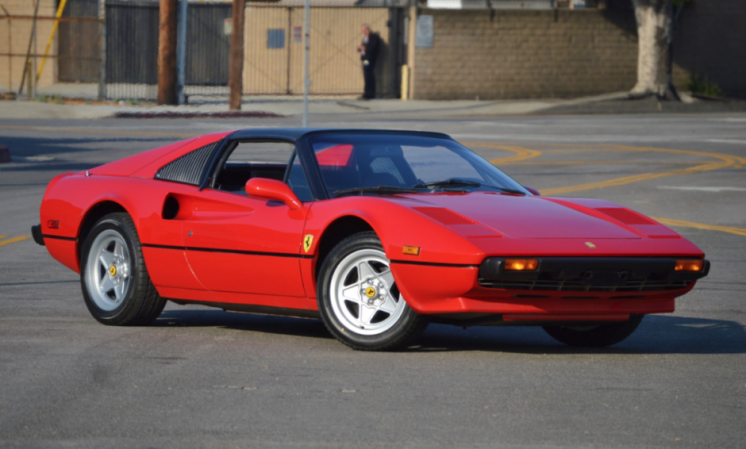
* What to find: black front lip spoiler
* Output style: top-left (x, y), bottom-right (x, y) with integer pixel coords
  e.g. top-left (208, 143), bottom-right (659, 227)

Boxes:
top-left (31, 224), bottom-right (44, 246)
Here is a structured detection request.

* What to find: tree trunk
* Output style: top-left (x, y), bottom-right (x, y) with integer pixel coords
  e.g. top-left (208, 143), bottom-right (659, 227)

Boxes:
top-left (158, 0), bottom-right (178, 105)
top-left (630, 0), bottom-right (672, 96)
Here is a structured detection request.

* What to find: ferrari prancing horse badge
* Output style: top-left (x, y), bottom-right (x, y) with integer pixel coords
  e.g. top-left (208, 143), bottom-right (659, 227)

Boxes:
top-left (303, 234), bottom-right (314, 253)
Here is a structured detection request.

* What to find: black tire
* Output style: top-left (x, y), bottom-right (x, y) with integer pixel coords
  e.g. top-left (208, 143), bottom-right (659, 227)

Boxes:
top-left (80, 212), bottom-right (166, 326)
top-left (542, 315), bottom-right (644, 348)
top-left (317, 232), bottom-right (428, 351)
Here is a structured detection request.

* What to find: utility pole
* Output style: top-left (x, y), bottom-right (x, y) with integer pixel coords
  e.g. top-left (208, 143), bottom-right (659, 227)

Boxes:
top-left (229, 0), bottom-right (246, 111)
top-left (158, 0), bottom-right (178, 105)
top-left (302, 0), bottom-right (309, 127)
top-left (176, 0), bottom-right (188, 105)
top-left (98, 0), bottom-right (106, 100)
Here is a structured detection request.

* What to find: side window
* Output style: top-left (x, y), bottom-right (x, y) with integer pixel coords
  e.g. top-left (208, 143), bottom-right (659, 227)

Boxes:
top-left (155, 142), bottom-right (220, 186)
top-left (287, 153), bottom-right (313, 202)
top-left (214, 141), bottom-right (294, 193)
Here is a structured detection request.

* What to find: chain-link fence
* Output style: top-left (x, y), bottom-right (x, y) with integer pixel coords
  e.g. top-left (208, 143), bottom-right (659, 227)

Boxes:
top-left (2, 0), bottom-right (406, 101)
top-left (0, 4), bottom-right (102, 98)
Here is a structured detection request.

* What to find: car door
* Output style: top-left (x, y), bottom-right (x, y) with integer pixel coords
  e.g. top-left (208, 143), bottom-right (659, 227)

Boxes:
top-left (180, 140), bottom-right (311, 298)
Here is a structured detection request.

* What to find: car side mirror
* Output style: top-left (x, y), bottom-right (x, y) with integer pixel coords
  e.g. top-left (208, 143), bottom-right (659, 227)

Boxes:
top-left (246, 178), bottom-right (302, 210)
top-left (523, 186), bottom-right (540, 196)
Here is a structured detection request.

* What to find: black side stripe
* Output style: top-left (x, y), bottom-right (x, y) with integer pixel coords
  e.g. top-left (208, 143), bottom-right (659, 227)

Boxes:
top-left (389, 259), bottom-right (478, 268)
top-left (42, 234), bottom-right (78, 242)
top-left (142, 243), bottom-right (315, 259)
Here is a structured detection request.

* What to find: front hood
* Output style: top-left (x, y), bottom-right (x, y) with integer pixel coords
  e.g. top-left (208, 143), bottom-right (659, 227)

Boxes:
top-left (394, 192), bottom-right (643, 239)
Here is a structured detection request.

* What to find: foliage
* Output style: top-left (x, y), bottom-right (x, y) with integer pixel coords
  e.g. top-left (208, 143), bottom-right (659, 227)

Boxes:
top-left (688, 74), bottom-right (722, 97)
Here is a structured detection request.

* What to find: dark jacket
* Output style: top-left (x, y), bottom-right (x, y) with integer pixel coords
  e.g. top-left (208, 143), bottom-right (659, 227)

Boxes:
top-left (361, 33), bottom-right (382, 66)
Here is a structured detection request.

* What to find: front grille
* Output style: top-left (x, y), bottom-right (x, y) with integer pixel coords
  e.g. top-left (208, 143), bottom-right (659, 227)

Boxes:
top-left (479, 278), bottom-right (692, 292)
top-left (478, 257), bottom-right (707, 293)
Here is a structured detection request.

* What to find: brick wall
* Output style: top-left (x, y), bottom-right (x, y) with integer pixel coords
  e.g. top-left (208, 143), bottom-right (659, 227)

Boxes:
top-left (413, 2), bottom-right (746, 100)
top-left (413, 9), bottom-right (639, 100)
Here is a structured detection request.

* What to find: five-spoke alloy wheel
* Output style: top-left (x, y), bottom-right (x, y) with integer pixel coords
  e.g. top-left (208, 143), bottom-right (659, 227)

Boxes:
top-left (80, 213), bottom-right (166, 325)
top-left (318, 232), bottom-right (427, 351)
top-left (85, 229), bottom-right (131, 311)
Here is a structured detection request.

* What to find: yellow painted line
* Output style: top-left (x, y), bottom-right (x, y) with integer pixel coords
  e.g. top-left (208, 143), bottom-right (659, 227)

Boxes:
top-left (0, 236), bottom-right (31, 247)
top-left (463, 142), bottom-right (543, 165)
top-left (652, 217), bottom-right (746, 237)
top-left (542, 144), bottom-right (746, 196)
top-left (0, 235), bottom-right (6, 240)
top-left (0, 125), bottom-right (196, 139)
top-left (501, 160), bottom-right (702, 166)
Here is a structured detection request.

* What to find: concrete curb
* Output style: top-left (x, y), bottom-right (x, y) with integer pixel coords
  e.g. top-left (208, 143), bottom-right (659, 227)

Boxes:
top-left (114, 110), bottom-right (284, 119)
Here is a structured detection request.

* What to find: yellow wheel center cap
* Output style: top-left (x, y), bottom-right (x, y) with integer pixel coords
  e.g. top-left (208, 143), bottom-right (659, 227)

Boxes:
top-left (365, 286), bottom-right (377, 298)
top-left (109, 265), bottom-right (117, 276)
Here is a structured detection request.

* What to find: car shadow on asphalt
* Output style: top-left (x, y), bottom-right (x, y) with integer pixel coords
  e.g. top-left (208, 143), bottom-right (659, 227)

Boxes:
top-left (154, 309), bottom-right (746, 354)
top-left (410, 315), bottom-right (746, 355)
top-left (154, 309), bottom-right (334, 341)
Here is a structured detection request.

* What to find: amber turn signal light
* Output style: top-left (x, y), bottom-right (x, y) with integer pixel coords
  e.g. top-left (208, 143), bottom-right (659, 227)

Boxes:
top-left (504, 258), bottom-right (539, 271)
top-left (402, 246), bottom-right (420, 256)
top-left (675, 259), bottom-right (704, 272)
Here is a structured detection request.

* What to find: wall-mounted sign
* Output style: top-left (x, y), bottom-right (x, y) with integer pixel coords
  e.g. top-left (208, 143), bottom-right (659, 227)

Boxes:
top-left (293, 26), bottom-right (302, 43)
top-left (223, 18), bottom-right (232, 36)
top-left (427, 0), bottom-right (462, 9)
top-left (268, 29), bottom-right (285, 49)
top-left (415, 15), bottom-right (433, 48)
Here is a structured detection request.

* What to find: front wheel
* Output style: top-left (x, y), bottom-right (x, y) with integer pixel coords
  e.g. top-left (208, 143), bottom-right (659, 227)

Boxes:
top-left (80, 212), bottom-right (166, 326)
top-left (317, 232), bottom-right (428, 351)
top-left (542, 315), bottom-right (644, 347)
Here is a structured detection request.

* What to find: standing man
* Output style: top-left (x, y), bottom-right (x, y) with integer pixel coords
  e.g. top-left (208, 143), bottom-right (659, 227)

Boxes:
top-left (356, 24), bottom-right (381, 100)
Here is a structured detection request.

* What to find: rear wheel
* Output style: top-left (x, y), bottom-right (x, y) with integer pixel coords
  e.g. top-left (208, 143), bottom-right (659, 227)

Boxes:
top-left (80, 212), bottom-right (166, 325)
top-left (317, 232), bottom-right (428, 351)
top-left (542, 315), bottom-right (644, 347)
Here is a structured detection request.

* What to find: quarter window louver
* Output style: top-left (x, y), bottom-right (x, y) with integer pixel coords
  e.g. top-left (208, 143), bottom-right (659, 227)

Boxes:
top-left (155, 142), bottom-right (219, 186)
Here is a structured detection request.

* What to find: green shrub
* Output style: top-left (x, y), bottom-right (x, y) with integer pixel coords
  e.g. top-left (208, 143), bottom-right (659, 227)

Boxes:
top-left (688, 74), bottom-right (722, 97)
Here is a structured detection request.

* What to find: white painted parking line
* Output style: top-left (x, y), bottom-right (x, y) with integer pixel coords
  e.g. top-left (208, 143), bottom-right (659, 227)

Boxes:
top-left (657, 186), bottom-right (746, 192)
top-left (707, 139), bottom-right (746, 145)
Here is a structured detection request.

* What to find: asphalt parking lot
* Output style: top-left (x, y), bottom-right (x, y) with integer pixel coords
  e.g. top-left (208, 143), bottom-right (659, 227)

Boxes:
top-left (1, 113), bottom-right (745, 448)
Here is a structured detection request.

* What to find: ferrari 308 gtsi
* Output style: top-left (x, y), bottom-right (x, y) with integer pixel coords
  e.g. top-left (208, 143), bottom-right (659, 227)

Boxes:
top-left (32, 128), bottom-right (709, 350)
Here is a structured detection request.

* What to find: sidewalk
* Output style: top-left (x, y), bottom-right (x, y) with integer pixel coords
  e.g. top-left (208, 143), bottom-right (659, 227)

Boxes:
top-left (1, 91), bottom-right (745, 120)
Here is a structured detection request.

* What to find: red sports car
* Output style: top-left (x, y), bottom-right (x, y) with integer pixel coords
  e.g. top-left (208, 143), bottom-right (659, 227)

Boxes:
top-left (32, 129), bottom-right (709, 350)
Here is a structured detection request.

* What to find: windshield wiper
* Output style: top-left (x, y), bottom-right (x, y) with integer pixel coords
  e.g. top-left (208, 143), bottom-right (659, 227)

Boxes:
top-left (413, 178), bottom-right (482, 189)
top-left (413, 178), bottom-right (526, 195)
top-left (333, 185), bottom-right (419, 198)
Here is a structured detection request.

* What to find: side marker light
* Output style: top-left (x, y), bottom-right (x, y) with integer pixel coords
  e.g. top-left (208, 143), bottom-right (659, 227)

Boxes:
top-left (675, 259), bottom-right (703, 272)
top-left (505, 258), bottom-right (539, 271)
top-left (47, 220), bottom-right (59, 229)
top-left (402, 246), bottom-right (420, 256)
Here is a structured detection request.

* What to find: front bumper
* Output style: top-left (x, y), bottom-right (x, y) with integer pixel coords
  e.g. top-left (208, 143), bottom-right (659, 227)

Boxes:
top-left (31, 224), bottom-right (44, 246)
top-left (390, 257), bottom-right (709, 321)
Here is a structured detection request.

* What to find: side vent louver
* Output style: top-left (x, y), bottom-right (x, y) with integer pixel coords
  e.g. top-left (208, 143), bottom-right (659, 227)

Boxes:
top-left (155, 142), bottom-right (219, 186)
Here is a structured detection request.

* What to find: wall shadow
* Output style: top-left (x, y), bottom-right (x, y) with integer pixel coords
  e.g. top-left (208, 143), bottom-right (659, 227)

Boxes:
top-left (0, 135), bottom-right (179, 175)
top-left (601, 0), bottom-right (746, 99)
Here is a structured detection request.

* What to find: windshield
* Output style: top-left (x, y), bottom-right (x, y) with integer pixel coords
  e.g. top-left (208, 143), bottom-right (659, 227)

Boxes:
top-left (308, 134), bottom-right (528, 197)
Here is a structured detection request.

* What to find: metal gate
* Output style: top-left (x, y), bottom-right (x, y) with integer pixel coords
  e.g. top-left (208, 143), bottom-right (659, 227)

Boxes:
top-left (186, 3), bottom-right (231, 87)
top-left (58, 0), bottom-right (100, 83)
top-left (105, 0), bottom-right (231, 99)
top-left (243, 6), bottom-right (395, 96)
